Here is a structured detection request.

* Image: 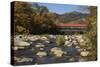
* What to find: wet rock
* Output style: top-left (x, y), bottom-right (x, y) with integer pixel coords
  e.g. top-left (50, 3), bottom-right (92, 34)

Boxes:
top-left (39, 48), bottom-right (44, 50)
top-left (35, 43), bottom-right (45, 48)
top-left (72, 40), bottom-right (79, 46)
top-left (75, 46), bottom-right (80, 49)
top-left (15, 35), bottom-right (29, 41)
top-left (49, 35), bottom-right (56, 39)
top-left (80, 51), bottom-right (89, 57)
top-left (13, 46), bottom-right (25, 50)
top-left (14, 57), bottom-right (33, 63)
top-left (76, 35), bottom-right (83, 39)
top-left (14, 35), bottom-right (23, 41)
top-left (36, 51), bottom-right (47, 57)
top-left (51, 47), bottom-right (60, 52)
top-left (51, 47), bottom-right (65, 57)
top-left (64, 41), bottom-right (70, 46)
top-left (64, 41), bottom-right (72, 47)
top-left (79, 39), bottom-right (84, 43)
top-left (40, 36), bottom-right (48, 40)
top-left (14, 40), bottom-right (31, 50)
top-left (71, 35), bottom-right (76, 39)
top-left (44, 40), bottom-right (50, 44)
top-left (28, 36), bottom-right (38, 41)
top-left (31, 35), bottom-right (40, 41)
top-left (65, 35), bottom-right (68, 40)
top-left (13, 47), bottom-right (18, 50)
top-left (14, 41), bottom-right (31, 47)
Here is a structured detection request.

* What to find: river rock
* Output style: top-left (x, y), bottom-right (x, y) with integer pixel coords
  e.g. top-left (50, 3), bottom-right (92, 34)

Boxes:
top-left (35, 43), bottom-right (45, 48)
top-left (45, 40), bottom-right (50, 43)
top-left (36, 51), bottom-right (47, 57)
top-left (14, 57), bottom-right (33, 63)
top-left (51, 47), bottom-right (65, 57)
top-left (39, 48), bottom-right (44, 50)
top-left (14, 40), bottom-right (31, 47)
top-left (80, 51), bottom-right (89, 57)
top-left (49, 35), bottom-right (56, 39)
top-left (41, 36), bottom-right (48, 40)
top-left (65, 35), bottom-right (69, 40)
top-left (64, 41), bottom-right (70, 45)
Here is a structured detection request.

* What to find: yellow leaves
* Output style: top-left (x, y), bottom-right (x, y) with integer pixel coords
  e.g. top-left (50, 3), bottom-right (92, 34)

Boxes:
top-left (16, 25), bottom-right (26, 33)
top-left (84, 6), bottom-right (97, 60)
top-left (14, 1), bottom-right (32, 14)
top-left (16, 25), bottom-right (30, 34)
top-left (14, 1), bottom-right (58, 34)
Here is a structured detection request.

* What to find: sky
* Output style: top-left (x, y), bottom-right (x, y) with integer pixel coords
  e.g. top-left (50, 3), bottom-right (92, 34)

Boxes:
top-left (37, 3), bottom-right (90, 14)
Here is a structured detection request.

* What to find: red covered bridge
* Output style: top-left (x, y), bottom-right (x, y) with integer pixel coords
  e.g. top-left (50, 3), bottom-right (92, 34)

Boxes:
top-left (56, 23), bottom-right (88, 33)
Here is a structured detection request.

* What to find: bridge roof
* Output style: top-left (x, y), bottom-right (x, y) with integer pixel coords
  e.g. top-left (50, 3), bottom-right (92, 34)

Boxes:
top-left (57, 24), bottom-right (87, 27)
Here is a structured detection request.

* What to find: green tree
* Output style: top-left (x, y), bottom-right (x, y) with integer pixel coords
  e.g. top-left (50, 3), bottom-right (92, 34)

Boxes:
top-left (84, 6), bottom-right (97, 60)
